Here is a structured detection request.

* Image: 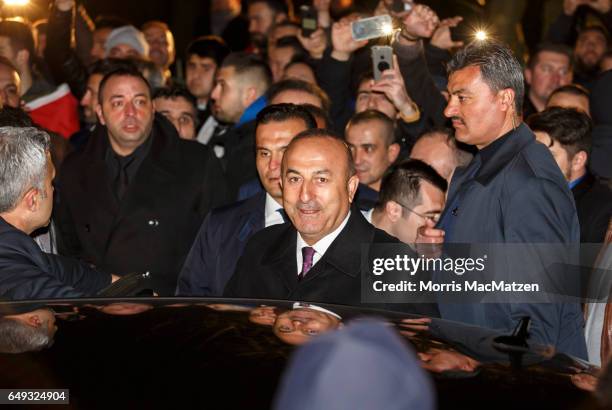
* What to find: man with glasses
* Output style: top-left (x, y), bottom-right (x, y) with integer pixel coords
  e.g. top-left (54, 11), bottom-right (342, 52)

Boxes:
top-left (366, 159), bottom-right (447, 247)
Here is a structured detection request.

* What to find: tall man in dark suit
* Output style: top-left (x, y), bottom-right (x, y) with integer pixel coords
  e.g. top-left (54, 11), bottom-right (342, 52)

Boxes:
top-left (419, 41), bottom-right (587, 358)
top-left (0, 127), bottom-right (115, 300)
top-left (54, 66), bottom-right (226, 296)
top-left (224, 129), bottom-right (400, 306)
top-left (176, 104), bottom-right (317, 296)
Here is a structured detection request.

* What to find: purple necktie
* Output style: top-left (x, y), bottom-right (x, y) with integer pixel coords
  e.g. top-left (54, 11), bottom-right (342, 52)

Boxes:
top-left (299, 246), bottom-right (316, 281)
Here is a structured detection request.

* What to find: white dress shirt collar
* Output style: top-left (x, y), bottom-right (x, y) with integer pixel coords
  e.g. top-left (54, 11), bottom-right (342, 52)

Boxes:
top-left (264, 193), bottom-right (285, 228)
top-left (296, 211), bottom-right (351, 275)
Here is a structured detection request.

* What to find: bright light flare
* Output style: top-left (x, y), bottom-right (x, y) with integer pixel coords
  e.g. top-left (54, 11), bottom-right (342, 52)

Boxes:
top-left (3, 0), bottom-right (29, 5)
top-left (382, 22), bottom-right (394, 36)
top-left (474, 30), bottom-right (488, 41)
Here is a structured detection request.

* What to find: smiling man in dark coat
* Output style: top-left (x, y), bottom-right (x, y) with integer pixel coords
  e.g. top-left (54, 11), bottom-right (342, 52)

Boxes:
top-left (176, 103), bottom-right (316, 296)
top-left (54, 66), bottom-right (226, 295)
top-left (223, 129), bottom-right (438, 317)
top-left (224, 129), bottom-right (391, 305)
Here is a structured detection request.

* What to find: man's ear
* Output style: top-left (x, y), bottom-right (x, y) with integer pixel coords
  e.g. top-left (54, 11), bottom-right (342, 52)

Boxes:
top-left (15, 49), bottom-right (29, 71)
top-left (243, 86), bottom-right (258, 108)
top-left (385, 201), bottom-right (403, 222)
top-left (25, 312), bottom-right (44, 328)
top-left (499, 88), bottom-right (515, 113)
top-left (22, 187), bottom-right (39, 213)
top-left (95, 103), bottom-right (106, 126)
top-left (388, 143), bottom-right (400, 163)
top-left (524, 67), bottom-right (532, 85)
top-left (571, 150), bottom-right (588, 172)
top-left (347, 174), bottom-right (360, 203)
top-left (274, 12), bottom-right (287, 24)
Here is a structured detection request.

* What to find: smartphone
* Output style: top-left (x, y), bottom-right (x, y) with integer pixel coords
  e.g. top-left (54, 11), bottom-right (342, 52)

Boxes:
top-left (300, 5), bottom-right (318, 37)
top-left (391, 0), bottom-right (413, 13)
top-left (351, 14), bottom-right (394, 42)
top-left (372, 45), bottom-right (394, 80)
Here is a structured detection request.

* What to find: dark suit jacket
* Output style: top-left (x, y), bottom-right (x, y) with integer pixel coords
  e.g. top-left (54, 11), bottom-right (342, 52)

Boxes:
top-left (354, 183), bottom-right (379, 211)
top-left (224, 210), bottom-right (438, 316)
top-left (572, 172), bottom-right (612, 244)
top-left (0, 217), bottom-right (110, 300)
top-left (176, 192), bottom-right (266, 296)
top-left (54, 115), bottom-right (228, 295)
top-left (237, 178), bottom-right (263, 201)
top-left (437, 123), bottom-right (586, 358)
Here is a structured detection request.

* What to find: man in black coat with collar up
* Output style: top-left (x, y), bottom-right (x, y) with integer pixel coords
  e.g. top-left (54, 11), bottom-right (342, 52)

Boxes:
top-left (224, 129), bottom-right (438, 317)
top-left (54, 66), bottom-right (227, 296)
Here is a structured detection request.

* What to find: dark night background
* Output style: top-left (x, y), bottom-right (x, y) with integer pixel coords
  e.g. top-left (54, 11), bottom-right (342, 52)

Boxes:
top-left (3, 0), bottom-right (556, 67)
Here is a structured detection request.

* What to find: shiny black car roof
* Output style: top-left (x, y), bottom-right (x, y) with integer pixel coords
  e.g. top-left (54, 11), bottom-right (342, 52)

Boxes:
top-left (0, 298), bottom-right (596, 409)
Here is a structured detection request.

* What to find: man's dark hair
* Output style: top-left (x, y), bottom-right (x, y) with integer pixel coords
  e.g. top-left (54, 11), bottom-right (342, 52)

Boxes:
top-left (273, 21), bottom-right (300, 30)
top-left (274, 36), bottom-right (307, 60)
top-left (98, 66), bottom-right (151, 104)
top-left (302, 103), bottom-right (330, 128)
top-left (95, 16), bottom-right (129, 30)
top-left (578, 25), bottom-right (610, 45)
top-left (153, 85), bottom-right (197, 108)
top-left (88, 57), bottom-right (138, 76)
top-left (447, 41), bottom-right (525, 113)
top-left (0, 106), bottom-right (33, 127)
top-left (221, 52), bottom-right (272, 90)
top-left (547, 83), bottom-right (589, 103)
top-left (413, 127), bottom-right (474, 168)
top-left (256, 103), bottom-right (317, 130)
top-left (248, 0), bottom-right (289, 16)
top-left (290, 128), bottom-right (355, 176)
top-left (527, 107), bottom-right (592, 158)
top-left (267, 79), bottom-right (330, 113)
top-left (285, 56), bottom-right (315, 74)
top-left (527, 43), bottom-right (574, 70)
top-left (377, 159), bottom-right (448, 213)
top-left (346, 110), bottom-right (395, 146)
top-left (357, 71), bottom-right (374, 87)
top-left (0, 20), bottom-right (35, 65)
top-left (142, 20), bottom-right (170, 33)
top-left (186, 36), bottom-right (230, 66)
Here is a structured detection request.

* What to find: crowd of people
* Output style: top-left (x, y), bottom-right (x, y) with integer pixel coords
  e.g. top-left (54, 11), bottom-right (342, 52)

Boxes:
top-left (0, 0), bottom-right (611, 383)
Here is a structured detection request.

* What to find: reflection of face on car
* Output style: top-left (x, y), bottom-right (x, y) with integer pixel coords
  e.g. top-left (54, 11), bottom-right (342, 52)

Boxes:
top-left (273, 305), bottom-right (343, 346)
top-left (248, 303), bottom-right (344, 345)
top-left (96, 302), bottom-right (154, 316)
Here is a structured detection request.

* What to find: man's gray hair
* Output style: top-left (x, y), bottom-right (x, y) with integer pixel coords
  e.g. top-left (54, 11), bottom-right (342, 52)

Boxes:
top-left (0, 316), bottom-right (54, 354)
top-left (447, 41), bottom-right (525, 113)
top-left (0, 127), bottom-right (50, 213)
